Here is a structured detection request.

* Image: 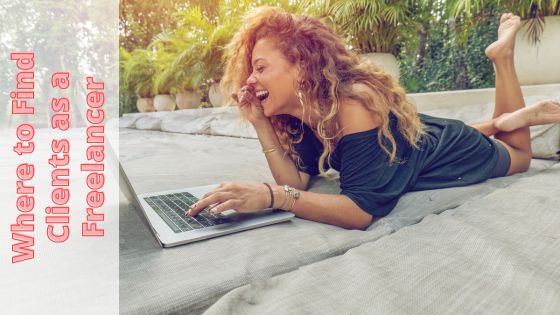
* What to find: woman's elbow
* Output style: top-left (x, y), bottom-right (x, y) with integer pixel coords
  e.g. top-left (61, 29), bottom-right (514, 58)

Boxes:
top-left (345, 211), bottom-right (373, 230)
top-left (354, 214), bottom-right (373, 230)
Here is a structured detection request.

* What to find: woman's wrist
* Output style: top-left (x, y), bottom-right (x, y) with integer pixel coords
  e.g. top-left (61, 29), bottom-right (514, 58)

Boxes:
top-left (270, 184), bottom-right (301, 212)
top-left (262, 183), bottom-right (274, 208)
top-left (271, 184), bottom-right (288, 210)
top-left (252, 118), bottom-right (272, 131)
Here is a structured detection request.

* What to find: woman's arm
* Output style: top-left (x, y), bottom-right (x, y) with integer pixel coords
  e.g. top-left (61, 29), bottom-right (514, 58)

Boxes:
top-left (254, 119), bottom-right (310, 191)
top-left (186, 181), bottom-right (374, 230)
top-left (234, 86), bottom-right (310, 191)
top-left (189, 85), bottom-right (378, 229)
top-left (270, 184), bottom-right (374, 230)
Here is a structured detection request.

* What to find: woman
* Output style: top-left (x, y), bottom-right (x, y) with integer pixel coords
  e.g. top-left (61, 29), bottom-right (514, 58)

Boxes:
top-left (186, 7), bottom-right (560, 229)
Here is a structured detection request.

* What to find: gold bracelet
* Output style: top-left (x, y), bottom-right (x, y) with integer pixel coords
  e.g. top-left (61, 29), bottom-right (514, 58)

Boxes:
top-left (288, 195), bottom-right (296, 211)
top-left (262, 148), bottom-right (277, 154)
top-left (280, 185), bottom-right (301, 212)
top-left (281, 185), bottom-right (291, 210)
top-left (287, 188), bottom-right (300, 212)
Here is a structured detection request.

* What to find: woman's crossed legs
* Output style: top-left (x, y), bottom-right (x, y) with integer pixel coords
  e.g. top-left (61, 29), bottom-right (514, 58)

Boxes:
top-left (470, 13), bottom-right (560, 175)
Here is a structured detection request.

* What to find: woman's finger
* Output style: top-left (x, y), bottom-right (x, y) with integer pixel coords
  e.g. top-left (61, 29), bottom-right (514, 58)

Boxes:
top-left (208, 199), bottom-right (240, 215)
top-left (201, 190), bottom-right (217, 200)
top-left (231, 92), bottom-right (239, 103)
top-left (202, 185), bottom-right (225, 199)
top-left (201, 183), bottom-right (235, 199)
top-left (200, 184), bottom-right (224, 200)
top-left (186, 192), bottom-right (234, 217)
top-left (241, 91), bottom-right (262, 109)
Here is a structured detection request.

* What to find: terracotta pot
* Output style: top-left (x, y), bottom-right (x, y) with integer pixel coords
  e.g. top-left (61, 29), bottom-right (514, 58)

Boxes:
top-left (154, 94), bottom-right (177, 111)
top-left (136, 97), bottom-right (155, 113)
top-left (208, 82), bottom-right (227, 107)
top-left (361, 53), bottom-right (400, 81)
top-left (514, 16), bottom-right (560, 85)
top-left (175, 90), bottom-right (201, 109)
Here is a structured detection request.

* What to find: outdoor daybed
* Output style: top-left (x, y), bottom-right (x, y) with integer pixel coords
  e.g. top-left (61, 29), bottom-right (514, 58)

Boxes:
top-left (119, 85), bottom-right (560, 314)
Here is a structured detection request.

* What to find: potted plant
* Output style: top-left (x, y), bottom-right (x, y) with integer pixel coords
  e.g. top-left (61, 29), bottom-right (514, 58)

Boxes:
top-left (320, 0), bottom-right (417, 81)
top-left (199, 18), bottom-right (238, 107)
top-left (173, 54), bottom-right (203, 110)
top-left (151, 11), bottom-right (205, 110)
top-left (170, 6), bottom-right (237, 107)
top-left (152, 49), bottom-right (178, 111)
top-left (503, 8), bottom-right (560, 85)
top-left (122, 48), bottom-right (157, 112)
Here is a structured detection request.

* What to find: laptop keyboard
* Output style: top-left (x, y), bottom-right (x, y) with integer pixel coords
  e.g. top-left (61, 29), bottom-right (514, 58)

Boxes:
top-left (144, 191), bottom-right (232, 233)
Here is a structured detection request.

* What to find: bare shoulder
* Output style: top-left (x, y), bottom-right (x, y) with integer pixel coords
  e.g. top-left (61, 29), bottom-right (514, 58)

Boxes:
top-left (337, 83), bottom-right (381, 136)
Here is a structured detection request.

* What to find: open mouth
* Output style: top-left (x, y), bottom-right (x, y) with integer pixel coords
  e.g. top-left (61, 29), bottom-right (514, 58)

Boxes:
top-left (255, 90), bottom-right (269, 101)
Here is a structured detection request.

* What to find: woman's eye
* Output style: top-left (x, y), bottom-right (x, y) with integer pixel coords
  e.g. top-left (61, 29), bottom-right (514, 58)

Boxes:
top-left (256, 66), bottom-right (264, 73)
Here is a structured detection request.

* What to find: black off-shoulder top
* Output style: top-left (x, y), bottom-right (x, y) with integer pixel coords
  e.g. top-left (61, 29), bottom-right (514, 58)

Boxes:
top-left (293, 113), bottom-right (499, 217)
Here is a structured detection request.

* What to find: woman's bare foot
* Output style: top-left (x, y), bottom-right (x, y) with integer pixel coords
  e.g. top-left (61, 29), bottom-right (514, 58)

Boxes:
top-left (495, 100), bottom-right (560, 132)
top-left (485, 13), bottom-right (521, 61)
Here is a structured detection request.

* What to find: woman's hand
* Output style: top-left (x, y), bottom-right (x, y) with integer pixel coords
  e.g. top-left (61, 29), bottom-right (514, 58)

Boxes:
top-left (185, 181), bottom-right (271, 217)
top-left (231, 85), bottom-right (269, 126)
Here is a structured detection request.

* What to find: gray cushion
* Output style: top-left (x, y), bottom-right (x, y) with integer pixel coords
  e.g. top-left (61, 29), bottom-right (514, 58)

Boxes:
top-left (121, 107), bottom-right (257, 138)
top-left (203, 162), bottom-right (560, 314)
top-left (119, 129), bottom-right (556, 314)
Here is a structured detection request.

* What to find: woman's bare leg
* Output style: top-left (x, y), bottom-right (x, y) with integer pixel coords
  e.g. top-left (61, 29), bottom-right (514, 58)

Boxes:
top-left (495, 99), bottom-right (560, 131)
top-left (471, 99), bottom-right (560, 136)
top-left (471, 120), bottom-right (498, 137)
top-left (483, 13), bottom-right (531, 175)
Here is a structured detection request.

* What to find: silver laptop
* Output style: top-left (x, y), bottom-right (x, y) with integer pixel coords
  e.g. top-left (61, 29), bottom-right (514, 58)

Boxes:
top-left (119, 163), bottom-right (295, 247)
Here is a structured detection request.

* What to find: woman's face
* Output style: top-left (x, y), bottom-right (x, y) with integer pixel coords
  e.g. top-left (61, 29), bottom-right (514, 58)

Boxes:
top-left (247, 37), bottom-right (300, 117)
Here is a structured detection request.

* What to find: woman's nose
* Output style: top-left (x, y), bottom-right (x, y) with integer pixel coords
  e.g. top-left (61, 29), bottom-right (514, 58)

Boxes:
top-left (246, 74), bottom-right (257, 85)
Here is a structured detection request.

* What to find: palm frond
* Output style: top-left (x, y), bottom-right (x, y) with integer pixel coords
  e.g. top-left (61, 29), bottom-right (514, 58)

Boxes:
top-left (523, 15), bottom-right (546, 45)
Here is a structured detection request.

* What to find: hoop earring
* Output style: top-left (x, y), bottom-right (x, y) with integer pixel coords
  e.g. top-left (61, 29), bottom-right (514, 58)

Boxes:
top-left (296, 89), bottom-right (305, 107)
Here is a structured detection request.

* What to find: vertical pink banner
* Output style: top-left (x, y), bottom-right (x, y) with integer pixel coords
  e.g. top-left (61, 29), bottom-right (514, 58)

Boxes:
top-left (0, 1), bottom-right (119, 313)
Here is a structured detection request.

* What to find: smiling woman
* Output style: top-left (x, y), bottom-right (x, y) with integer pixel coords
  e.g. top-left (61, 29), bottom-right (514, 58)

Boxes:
top-left (185, 7), bottom-right (560, 230)
top-left (241, 38), bottom-right (301, 118)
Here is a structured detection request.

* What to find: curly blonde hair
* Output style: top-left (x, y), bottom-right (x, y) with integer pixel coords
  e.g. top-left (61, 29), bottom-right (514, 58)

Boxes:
top-left (221, 6), bottom-right (424, 175)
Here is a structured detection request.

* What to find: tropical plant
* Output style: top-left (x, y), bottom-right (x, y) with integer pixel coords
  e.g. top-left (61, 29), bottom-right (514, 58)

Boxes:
top-left (147, 4), bottom-right (232, 97)
top-left (172, 5), bottom-right (231, 86)
top-left (122, 48), bottom-right (157, 98)
top-left (119, 48), bottom-right (136, 115)
top-left (152, 48), bottom-right (179, 95)
top-left (151, 0), bottom-right (302, 95)
top-left (313, 0), bottom-right (418, 54)
top-left (446, 0), bottom-right (560, 45)
top-left (120, 0), bottom-right (304, 113)
top-left (119, 0), bottom-right (187, 51)
top-left (399, 4), bottom-right (499, 92)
